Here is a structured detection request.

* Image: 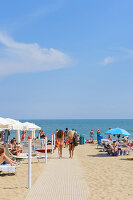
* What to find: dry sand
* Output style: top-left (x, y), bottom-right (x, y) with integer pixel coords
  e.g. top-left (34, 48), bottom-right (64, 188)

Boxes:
top-left (76, 144), bottom-right (133, 200)
top-left (1, 144), bottom-right (133, 200)
top-left (0, 155), bottom-right (49, 200)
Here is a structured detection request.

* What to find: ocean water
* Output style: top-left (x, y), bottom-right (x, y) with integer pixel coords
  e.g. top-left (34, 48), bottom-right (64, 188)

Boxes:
top-left (9, 119), bottom-right (133, 141)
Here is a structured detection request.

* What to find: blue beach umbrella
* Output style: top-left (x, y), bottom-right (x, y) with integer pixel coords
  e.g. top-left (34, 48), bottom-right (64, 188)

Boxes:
top-left (104, 128), bottom-right (130, 136)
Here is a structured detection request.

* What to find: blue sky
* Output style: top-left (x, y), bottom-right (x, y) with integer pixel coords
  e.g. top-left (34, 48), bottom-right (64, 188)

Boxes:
top-left (0, 0), bottom-right (133, 119)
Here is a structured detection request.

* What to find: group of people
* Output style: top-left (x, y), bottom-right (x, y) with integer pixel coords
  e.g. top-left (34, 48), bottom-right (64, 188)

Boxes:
top-left (90, 129), bottom-right (101, 143)
top-left (55, 129), bottom-right (79, 159)
top-left (0, 130), bottom-right (10, 144)
top-left (38, 130), bottom-right (45, 139)
top-left (0, 137), bottom-right (20, 166)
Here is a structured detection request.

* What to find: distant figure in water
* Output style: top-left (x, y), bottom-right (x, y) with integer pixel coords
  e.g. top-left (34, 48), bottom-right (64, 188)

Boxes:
top-left (68, 130), bottom-right (75, 159)
top-left (56, 130), bottom-right (64, 159)
top-left (97, 129), bottom-right (100, 141)
top-left (90, 130), bottom-right (94, 143)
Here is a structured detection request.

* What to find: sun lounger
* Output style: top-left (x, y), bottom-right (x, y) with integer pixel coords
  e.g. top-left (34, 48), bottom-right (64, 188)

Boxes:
top-left (0, 164), bottom-right (20, 173)
top-left (8, 149), bottom-right (45, 162)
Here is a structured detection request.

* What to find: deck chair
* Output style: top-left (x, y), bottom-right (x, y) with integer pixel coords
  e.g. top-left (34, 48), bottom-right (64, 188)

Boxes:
top-left (8, 148), bottom-right (45, 162)
top-left (0, 164), bottom-right (20, 174)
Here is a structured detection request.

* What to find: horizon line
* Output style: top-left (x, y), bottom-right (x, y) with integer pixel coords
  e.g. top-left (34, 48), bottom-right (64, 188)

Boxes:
top-left (18, 118), bottom-right (133, 120)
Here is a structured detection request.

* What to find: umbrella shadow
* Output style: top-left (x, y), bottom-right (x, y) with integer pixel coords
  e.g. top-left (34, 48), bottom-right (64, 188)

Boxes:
top-left (0, 172), bottom-right (15, 177)
top-left (87, 153), bottom-right (109, 158)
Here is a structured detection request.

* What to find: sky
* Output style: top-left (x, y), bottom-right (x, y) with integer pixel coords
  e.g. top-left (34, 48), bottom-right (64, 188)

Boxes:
top-left (0, 0), bottom-right (133, 119)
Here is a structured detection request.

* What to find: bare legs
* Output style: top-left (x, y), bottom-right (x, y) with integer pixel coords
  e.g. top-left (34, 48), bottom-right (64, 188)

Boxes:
top-left (69, 144), bottom-right (74, 159)
top-left (58, 145), bottom-right (63, 159)
top-left (0, 153), bottom-right (18, 166)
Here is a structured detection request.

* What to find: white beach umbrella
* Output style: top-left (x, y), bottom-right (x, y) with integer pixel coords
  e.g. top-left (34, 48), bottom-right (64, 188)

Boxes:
top-left (22, 122), bottom-right (41, 131)
top-left (22, 122), bottom-right (41, 139)
top-left (5, 118), bottom-right (23, 130)
top-left (0, 117), bottom-right (12, 129)
top-left (5, 118), bottom-right (23, 144)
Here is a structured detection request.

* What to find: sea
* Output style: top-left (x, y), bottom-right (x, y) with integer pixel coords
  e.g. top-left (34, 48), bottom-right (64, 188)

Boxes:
top-left (9, 119), bottom-right (133, 141)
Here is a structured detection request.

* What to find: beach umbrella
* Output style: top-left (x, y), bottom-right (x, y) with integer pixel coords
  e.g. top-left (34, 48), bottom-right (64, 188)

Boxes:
top-left (104, 128), bottom-right (130, 136)
top-left (22, 122), bottom-right (41, 139)
top-left (5, 118), bottom-right (23, 130)
top-left (0, 117), bottom-right (12, 129)
top-left (5, 118), bottom-right (24, 144)
top-left (22, 122), bottom-right (41, 131)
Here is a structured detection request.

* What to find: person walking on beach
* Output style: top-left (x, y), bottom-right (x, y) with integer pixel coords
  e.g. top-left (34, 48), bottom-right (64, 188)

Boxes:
top-left (56, 130), bottom-right (64, 159)
top-left (90, 130), bottom-right (94, 143)
top-left (68, 130), bottom-right (75, 158)
top-left (97, 129), bottom-right (100, 141)
top-left (64, 128), bottom-right (68, 147)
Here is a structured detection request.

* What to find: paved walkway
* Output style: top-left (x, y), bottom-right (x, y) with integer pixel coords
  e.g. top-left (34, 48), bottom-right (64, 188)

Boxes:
top-left (25, 148), bottom-right (89, 200)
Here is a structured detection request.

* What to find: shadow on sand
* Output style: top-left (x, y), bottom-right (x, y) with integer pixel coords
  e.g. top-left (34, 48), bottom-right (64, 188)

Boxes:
top-left (87, 153), bottom-right (109, 158)
top-left (0, 172), bottom-right (15, 177)
top-left (50, 157), bottom-right (69, 160)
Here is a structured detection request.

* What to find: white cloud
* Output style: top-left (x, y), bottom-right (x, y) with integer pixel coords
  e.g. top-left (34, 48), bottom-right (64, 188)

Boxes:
top-left (0, 32), bottom-right (70, 76)
top-left (103, 56), bottom-right (115, 65)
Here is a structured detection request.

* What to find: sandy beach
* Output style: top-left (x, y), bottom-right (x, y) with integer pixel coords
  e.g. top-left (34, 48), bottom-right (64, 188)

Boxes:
top-left (1, 144), bottom-right (133, 200)
top-left (76, 144), bottom-right (133, 200)
top-left (0, 156), bottom-right (47, 200)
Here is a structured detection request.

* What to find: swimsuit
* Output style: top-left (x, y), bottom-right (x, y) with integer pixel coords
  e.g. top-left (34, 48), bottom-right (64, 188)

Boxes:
top-left (56, 139), bottom-right (63, 147)
top-left (69, 137), bottom-right (75, 150)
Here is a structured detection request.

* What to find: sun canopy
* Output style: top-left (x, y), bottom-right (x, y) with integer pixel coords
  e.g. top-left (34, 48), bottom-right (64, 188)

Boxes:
top-left (22, 122), bottom-right (41, 131)
top-left (5, 118), bottom-right (23, 130)
top-left (0, 117), bottom-right (12, 129)
top-left (104, 128), bottom-right (130, 136)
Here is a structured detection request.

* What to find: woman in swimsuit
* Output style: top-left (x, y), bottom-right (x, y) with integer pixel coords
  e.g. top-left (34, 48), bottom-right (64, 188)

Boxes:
top-left (56, 130), bottom-right (64, 159)
top-left (0, 147), bottom-right (19, 166)
top-left (68, 130), bottom-right (75, 159)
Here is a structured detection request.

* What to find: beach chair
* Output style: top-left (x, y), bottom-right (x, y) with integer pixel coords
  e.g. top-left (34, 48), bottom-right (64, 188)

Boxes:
top-left (0, 164), bottom-right (20, 174)
top-left (8, 149), bottom-right (45, 162)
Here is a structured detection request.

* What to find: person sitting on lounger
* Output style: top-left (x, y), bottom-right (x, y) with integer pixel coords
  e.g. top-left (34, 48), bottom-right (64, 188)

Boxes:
top-left (0, 147), bottom-right (18, 166)
top-left (110, 141), bottom-right (118, 155)
top-left (9, 139), bottom-right (21, 156)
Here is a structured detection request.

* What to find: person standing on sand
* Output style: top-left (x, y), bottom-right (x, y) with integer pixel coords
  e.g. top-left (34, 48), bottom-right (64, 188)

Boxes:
top-left (68, 130), bottom-right (75, 158)
top-left (56, 130), bottom-right (64, 159)
top-left (38, 130), bottom-right (41, 139)
top-left (97, 129), bottom-right (100, 141)
top-left (64, 128), bottom-right (68, 148)
top-left (90, 130), bottom-right (94, 143)
top-left (108, 128), bottom-right (112, 141)
top-left (21, 131), bottom-right (25, 141)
